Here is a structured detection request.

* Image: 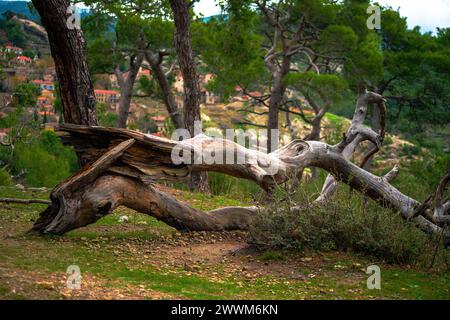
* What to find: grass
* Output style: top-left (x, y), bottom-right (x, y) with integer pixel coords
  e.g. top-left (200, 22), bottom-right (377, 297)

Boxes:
top-left (0, 186), bottom-right (449, 300)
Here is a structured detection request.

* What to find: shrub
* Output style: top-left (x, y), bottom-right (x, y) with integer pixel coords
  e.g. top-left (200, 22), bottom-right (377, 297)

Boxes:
top-left (0, 167), bottom-right (12, 186)
top-left (249, 188), bottom-right (436, 265)
top-left (12, 131), bottom-right (78, 188)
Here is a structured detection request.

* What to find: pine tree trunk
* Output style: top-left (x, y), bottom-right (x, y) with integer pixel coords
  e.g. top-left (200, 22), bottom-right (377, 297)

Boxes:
top-left (169, 0), bottom-right (209, 192)
top-left (145, 52), bottom-right (185, 130)
top-left (116, 54), bottom-right (144, 128)
top-left (267, 56), bottom-right (290, 152)
top-left (31, 0), bottom-right (97, 126)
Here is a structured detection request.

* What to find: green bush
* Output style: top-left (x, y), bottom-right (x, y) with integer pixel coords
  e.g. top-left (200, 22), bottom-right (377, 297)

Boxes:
top-left (0, 167), bottom-right (12, 186)
top-left (208, 172), bottom-right (261, 201)
top-left (249, 188), bottom-right (436, 265)
top-left (12, 131), bottom-right (78, 188)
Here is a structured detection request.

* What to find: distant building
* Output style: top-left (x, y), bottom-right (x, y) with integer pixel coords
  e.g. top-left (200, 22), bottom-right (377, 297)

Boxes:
top-left (151, 115), bottom-right (166, 131)
top-left (16, 55), bottom-right (33, 65)
top-left (94, 89), bottom-right (119, 105)
top-left (32, 80), bottom-right (55, 91)
top-left (37, 96), bottom-right (49, 107)
top-left (43, 73), bottom-right (55, 82)
top-left (173, 71), bottom-right (220, 105)
top-left (4, 44), bottom-right (23, 55)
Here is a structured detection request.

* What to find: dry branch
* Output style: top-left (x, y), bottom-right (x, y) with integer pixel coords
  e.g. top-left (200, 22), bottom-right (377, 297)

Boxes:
top-left (26, 92), bottom-right (449, 246)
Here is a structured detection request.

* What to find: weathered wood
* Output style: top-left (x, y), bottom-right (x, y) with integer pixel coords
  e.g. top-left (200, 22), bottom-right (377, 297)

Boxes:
top-left (315, 91), bottom-right (387, 205)
top-left (27, 90), bottom-right (448, 245)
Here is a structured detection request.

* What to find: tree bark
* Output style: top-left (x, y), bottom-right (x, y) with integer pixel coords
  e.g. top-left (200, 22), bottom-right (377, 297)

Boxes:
top-left (115, 54), bottom-right (145, 128)
top-left (30, 115), bottom-right (449, 245)
top-left (168, 0), bottom-right (200, 134)
top-left (145, 51), bottom-right (184, 129)
top-left (267, 56), bottom-right (291, 152)
top-left (169, 0), bottom-right (209, 192)
top-left (31, 0), bottom-right (97, 126)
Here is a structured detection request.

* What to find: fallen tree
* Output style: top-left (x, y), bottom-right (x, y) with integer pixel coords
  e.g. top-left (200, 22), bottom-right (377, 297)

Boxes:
top-left (28, 91), bottom-right (449, 246)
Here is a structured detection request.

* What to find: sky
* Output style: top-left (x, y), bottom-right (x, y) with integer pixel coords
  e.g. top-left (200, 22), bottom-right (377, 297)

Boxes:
top-left (194, 0), bottom-right (450, 33)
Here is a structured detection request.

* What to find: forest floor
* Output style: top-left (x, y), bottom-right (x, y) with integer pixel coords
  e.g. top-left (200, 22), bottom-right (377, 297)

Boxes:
top-left (0, 186), bottom-right (449, 300)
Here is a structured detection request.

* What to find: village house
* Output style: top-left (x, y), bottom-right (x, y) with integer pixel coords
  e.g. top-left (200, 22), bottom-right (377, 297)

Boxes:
top-left (37, 96), bottom-right (49, 107)
top-left (151, 115), bottom-right (166, 132)
top-left (32, 80), bottom-right (55, 91)
top-left (15, 55), bottom-right (33, 65)
top-left (40, 89), bottom-right (55, 99)
top-left (43, 73), bottom-right (55, 82)
top-left (3, 44), bottom-right (23, 55)
top-left (173, 71), bottom-right (220, 106)
top-left (94, 89), bottom-right (119, 105)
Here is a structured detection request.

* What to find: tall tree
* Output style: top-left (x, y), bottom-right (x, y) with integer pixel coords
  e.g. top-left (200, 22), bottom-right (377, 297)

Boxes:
top-left (201, 0), bottom-right (372, 150)
top-left (31, 0), bottom-right (97, 126)
top-left (169, 0), bottom-right (209, 192)
top-left (376, 8), bottom-right (450, 131)
top-left (83, 2), bottom-right (185, 129)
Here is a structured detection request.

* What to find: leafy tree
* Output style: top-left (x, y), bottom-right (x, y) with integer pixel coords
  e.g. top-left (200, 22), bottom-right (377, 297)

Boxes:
top-left (376, 8), bottom-right (450, 131)
top-left (0, 15), bottom-right (27, 47)
top-left (200, 0), bottom-right (379, 148)
top-left (96, 102), bottom-right (119, 127)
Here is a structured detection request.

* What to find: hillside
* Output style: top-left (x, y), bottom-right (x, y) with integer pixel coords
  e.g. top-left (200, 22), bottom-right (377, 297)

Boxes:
top-left (0, 1), bottom-right (38, 20)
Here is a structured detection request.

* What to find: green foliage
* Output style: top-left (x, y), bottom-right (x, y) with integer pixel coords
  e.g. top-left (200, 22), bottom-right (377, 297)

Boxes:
top-left (259, 250), bottom-right (284, 262)
top-left (96, 103), bottom-right (119, 127)
top-left (286, 72), bottom-right (349, 103)
top-left (137, 75), bottom-right (161, 98)
top-left (10, 131), bottom-right (78, 188)
top-left (345, 33), bottom-right (384, 87)
top-left (317, 24), bottom-right (358, 53)
top-left (0, 17), bottom-right (27, 47)
top-left (0, 167), bottom-right (12, 186)
top-left (131, 113), bottom-right (157, 133)
top-left (249, 188), bottom-right (434, 264)
top-left (195, 12), bottom-right (267, 98)
top-left (208, 172), bottom-right (261, 201)
top-left (12, 82), bottom-right (40, 109)
top-left (379, 9), bottom-right (450, 130)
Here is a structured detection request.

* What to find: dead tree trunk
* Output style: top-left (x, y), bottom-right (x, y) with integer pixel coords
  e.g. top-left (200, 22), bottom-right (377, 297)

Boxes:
top-left (31, 0), bottom-right (97, 126)
top-left (29, 92), bottom-right (450, 247)
top-left (169, 0), bottom-right (209, 192)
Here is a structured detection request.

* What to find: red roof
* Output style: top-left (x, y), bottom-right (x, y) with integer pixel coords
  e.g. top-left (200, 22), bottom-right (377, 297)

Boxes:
top-left (5, 45), bottom-right (22, 51)
top-left (33, 80), bottom-right (54, 85)
top-left (141, 69), bottom-right (151, 76)
top-left (43, 105), bottom-right (53, 109)
top-left (151, 116), bottom-right (166, 122)
top-left (247, 91), bottom-right (263, 97)
top-left (17, 55), bottom-right (32, 61)
top-left (38, 97), bottom-right (47, 101)
top-left (94, 89), bottom-right (119, 95)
